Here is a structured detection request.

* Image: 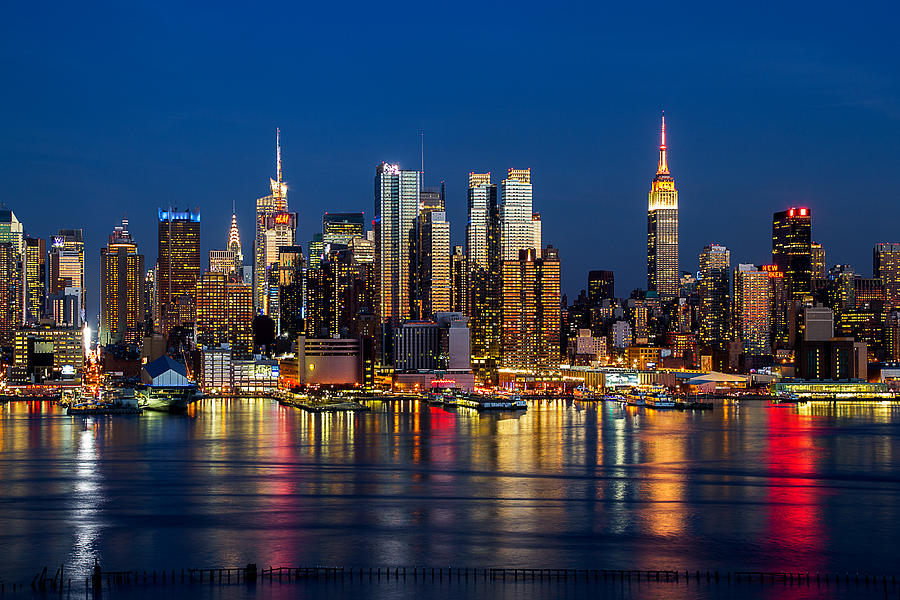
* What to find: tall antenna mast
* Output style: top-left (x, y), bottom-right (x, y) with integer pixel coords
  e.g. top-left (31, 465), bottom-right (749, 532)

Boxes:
top-left (276, 127), bottom-right (282, 183)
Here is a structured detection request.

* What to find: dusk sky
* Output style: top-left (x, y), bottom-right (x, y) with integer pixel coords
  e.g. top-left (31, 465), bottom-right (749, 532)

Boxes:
top-left (2, 1), bottom-right (898, 318)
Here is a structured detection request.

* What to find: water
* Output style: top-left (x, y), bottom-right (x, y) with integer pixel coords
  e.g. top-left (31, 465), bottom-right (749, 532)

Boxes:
top-left (1, 398), bottom-right (899, 599)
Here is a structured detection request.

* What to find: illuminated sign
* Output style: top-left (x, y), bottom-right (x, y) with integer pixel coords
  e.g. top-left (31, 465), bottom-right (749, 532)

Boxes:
top-left (760, 264), bottom-right (783, 278)
top-left (51, 236), bottom-right (65, 249)
top-left (274, 213), bottom-right (291, 225)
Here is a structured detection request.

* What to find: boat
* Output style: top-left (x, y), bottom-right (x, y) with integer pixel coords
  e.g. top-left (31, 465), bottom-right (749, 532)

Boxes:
top-left (623, 386), bottom-right (675, 408)
top-left (67, 388), bottom-right (142, 415)
top-left (136, 386), bottom-right (201, 413)
top-left (603, 392), bottom-right (628, 404)
top-left (456, 394), bottom-right (526, 411)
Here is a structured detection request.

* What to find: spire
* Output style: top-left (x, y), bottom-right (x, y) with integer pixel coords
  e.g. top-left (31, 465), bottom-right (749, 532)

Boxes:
top-left (276, 127), bottom-right (282, 183)
top-left (657, 112), bottom-right (668, 175)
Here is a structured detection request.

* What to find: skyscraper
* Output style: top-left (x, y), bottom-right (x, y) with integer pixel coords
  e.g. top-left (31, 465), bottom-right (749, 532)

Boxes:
top-left (733, 264), bottom-right (772, 357)
top-left (466, 172), bottom-right (494, 270)
top-left (0, 210), bottom-right (24, 255)
top-left (49, 229), bottom-right (85, 314)
top-left (811, 241), bottom-right (826, 280)
top-left (226, 282), bottom-right (254, 357)
top-left (323, 212), bottom-right (365, 246)
top-left (254, 129), bottom-right (295, 313)
top-left (587, 270), bottom-right (615, 304)
top-left (647, 114), bottom-right (679, 299)
top-left (419, 211), bottom-right (451, 317)
top-left (99, 218), bottom-right (145, 346)
top-left (228, 211), bottom-right (243, 272)
top-left (772, 207), bottom-right (812, 304)
top-left (157, 208), bottom-right (201, 335)
top-left (500, 246), bottom-right (561, 369)
top-left (195, 272), bottom-right (228, 347)
top-left (451, 245), bottom-right (469, 315)
top-left (874, 243), bottom-right (900, 309)
top-left (698, 244), bottom-right (730, 350)
top-left (499, 168), bottom-right (534, 260)
top-left (0, 243), bottom-right (23, 345)
top-left (468, 174), bottom-right (502, 382)
top-left (24, 236), bottom-right (45, 323)
top-left (374, 162), bottom-right (420, 324)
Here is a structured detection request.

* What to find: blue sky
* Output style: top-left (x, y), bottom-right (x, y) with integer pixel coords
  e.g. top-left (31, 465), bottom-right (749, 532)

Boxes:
top-left (1, 0), bottom-right (898, 317)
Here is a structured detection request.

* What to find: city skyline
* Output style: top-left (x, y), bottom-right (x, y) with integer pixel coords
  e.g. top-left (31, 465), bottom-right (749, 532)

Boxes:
top-left (3, 3), bottom-right (898, 308)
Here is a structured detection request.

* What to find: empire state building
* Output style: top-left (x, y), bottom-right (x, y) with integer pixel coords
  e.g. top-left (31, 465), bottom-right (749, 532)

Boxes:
top-left (647, 114), bottom-right (679, 298)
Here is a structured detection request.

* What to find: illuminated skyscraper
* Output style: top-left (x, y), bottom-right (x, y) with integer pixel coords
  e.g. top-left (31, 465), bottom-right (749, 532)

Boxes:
top-left (500, 168), bottom-right (534, 260)
top-left (228, 211), bottom-right (243, 270)
top-left (587, 270), bottom-right (615, 304)
top-left (466, 172), bottom-right (493, 270)
top-left (874, 243), bottom-right (900, 309)
top-left (0, 210), bottom-right (24, 255)
top-left (468, 174), bottom-right (502, 382)
top-left (419, 211), bottom-right (451, 317)
top-left (323, 212), bottom-right (365, 246)
top-left (195, 272), bottom-right (228, 347)
top-left (24, 236), bottom-right (46, 322)
top-left (531, 212), bottom-right (542, 255)
top-left (772, 207), bottom-right (812, 303)
top-left (254, 129), bottom-right (296, 313)
top-left (209, 250), bottom-right (239, 277)
top-left (225, 282), bottom-right (254, 357)
top-left (374, 162), bottom-right (420, 324)
top-left (49, 229), bottom-right (85, 313)
top-left (500, 246), bottom-right (561, 369)
top-left (0, 243), bottom-right (23, 345)
top-left (733, 264), bottom-right (772, 356)
top-left (451, 245), bottom-right (469, 315)
top-left (100, 218), bottom-right (145, 346)
top-left (698, 244), bottom-right (730, 350)
top-left (811, 241), bottom-right (826, 279)
top-left (157, 208), bottom-right (201, 335)
top-left (647, 114), bottom-right (679, 299)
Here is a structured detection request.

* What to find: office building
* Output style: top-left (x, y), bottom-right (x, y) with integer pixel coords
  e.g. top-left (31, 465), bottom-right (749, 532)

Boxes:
top-left (468, 174), bottom-right (502, 382)
top-left (24, 236), bottom-right (45, 323)
top-left (226, 282), bottom-right (254, 357)
top-left (874, 243), bottom-right (900, 309)
top-left (393, 312), bottom-right (470, 372)
top-left (419, 211), bottom-right (451, 317)
top-left (323, 212), bottom-right (365, 246)
top-left (254, 129), bottom-right (296, 313)
top-left (0, 243), bottom-right (23, 346)
top-left (374, 162), bottom-right (420, 323)
top-left (811, 242), bottom-right (826, 280)
top-left (157, 208), bottom-right (201, 335)
top-left (772, 207), bottom-right (812, 304)
top-left (647, 114), bottom-right (679, 299)
top-left (587, 270), bottom-right (615, 304)
top-left (698, 244), bottom-right (730, 350)
top-left (451, 245), bottom-right (468, 315)
top-left (0, 209), bottom-right (24, 255)
top-left (500, 246), bottom-right (561, 369)
top-left (466, 172), bottom-right (494, 271)
top-left (209, 250), bottom-right (239, 278)
top-left (500, 168), bottom-right (534, 260)
top-left (733, 264), bottom-right (772, 357)
top-left (195, 272), bottom-right (228, 347)
top-left (228, 211), bottom-right (243, 270)
top-left (99, 218), bottom-right (145, 346)
top-left (12, 325), bottom-right (83, 383)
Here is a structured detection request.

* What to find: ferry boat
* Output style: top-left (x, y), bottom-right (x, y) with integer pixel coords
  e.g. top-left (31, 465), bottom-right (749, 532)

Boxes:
top-left (602, 392), bottom-right (628, 404)
top-left (67, 388), bottom-right (143, 416)
top-left (623, 386), bottom-right (675, 408)
top-left (455, 394), bottom-right (527, 411)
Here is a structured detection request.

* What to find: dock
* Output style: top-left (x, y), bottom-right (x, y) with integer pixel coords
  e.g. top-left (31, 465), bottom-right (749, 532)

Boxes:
top-left (275, 391), bottom-right (369, 413)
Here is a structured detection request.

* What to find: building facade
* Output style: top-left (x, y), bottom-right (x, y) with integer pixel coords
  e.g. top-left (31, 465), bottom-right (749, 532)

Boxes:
top-left (698, 244), bottom-right (730, 350)
top-left (157, 208), bottom-right (201, 335)
top-left (99, 218), bottom-right (145, 346)
top-left (647, 115), bottom-right (679, 299)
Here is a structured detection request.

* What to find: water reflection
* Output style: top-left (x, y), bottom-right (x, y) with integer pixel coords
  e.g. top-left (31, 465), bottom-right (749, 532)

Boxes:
top-left (0, 398), bottom-right (898, 584)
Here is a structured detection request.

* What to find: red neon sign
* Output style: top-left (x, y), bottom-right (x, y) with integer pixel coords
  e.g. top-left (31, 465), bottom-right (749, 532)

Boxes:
top-left (274, 213), bottom-right (291, 224)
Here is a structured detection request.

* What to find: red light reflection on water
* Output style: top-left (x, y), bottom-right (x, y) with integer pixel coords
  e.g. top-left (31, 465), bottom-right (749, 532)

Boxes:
top-left (764, 407), bottom-right (824, 576)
